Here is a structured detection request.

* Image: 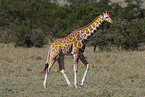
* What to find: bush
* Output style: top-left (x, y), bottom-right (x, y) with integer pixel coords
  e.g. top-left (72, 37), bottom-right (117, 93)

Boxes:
top-left (0, 0), bottom-right (144, 50)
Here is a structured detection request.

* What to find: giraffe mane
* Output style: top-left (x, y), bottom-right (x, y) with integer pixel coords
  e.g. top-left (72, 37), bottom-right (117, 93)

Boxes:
top-left (73, 15), bottom-right (102, 32)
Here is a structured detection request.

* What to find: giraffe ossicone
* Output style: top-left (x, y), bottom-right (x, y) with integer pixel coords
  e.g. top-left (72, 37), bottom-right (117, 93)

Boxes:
top-left (43, 11), bottom-right (113, 88)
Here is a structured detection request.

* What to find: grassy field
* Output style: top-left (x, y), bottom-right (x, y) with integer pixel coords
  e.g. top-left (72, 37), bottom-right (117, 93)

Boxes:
top-left (0, 45), bottom-right (145, 97)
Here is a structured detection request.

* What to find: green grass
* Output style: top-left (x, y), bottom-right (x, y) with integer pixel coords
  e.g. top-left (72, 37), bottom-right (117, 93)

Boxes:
top-left (0, 45), bottom-right (145, 97)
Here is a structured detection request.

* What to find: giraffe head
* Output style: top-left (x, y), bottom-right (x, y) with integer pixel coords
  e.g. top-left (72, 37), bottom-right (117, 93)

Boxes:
top-left (101, 11), bottom-right (113, 24)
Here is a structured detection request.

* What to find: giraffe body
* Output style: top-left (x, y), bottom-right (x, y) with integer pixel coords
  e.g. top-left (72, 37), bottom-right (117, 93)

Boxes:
top-left (43, 11), bottom-right (113, 88)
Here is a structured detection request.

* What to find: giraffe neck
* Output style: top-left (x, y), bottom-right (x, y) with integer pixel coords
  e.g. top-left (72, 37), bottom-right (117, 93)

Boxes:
top-left (79, 15), bottom-right (104, 40)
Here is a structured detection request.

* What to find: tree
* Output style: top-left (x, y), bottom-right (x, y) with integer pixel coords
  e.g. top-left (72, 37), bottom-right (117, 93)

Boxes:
top-left (125, 0), bottom-right (143, 6)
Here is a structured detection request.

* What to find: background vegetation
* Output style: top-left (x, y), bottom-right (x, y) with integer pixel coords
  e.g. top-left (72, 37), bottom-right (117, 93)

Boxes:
top-left (0, 0), bottom-right (145, 50)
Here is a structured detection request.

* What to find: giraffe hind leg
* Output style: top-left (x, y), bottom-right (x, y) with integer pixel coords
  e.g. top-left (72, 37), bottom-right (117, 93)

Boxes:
top-left (73, 53), bottom-right (79, 88)
top-left (58, 54), bottom-right (72, 87)
top-left (43, 59), bottom-right (56, 88)
top-left (60, 69), bottom-right (72, 87)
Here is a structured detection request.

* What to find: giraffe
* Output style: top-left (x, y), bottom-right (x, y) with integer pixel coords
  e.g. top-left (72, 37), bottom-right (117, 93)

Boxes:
top-left (43, 11), bottom-right (113, 88)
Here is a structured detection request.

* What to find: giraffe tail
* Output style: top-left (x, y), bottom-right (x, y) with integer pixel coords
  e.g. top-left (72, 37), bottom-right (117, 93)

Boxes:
top-left (43, 50), bottom-right (50, 71)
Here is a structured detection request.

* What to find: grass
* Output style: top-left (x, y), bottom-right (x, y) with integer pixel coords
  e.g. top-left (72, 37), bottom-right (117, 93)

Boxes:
top-left (0, 45), bottom-right (145, 97)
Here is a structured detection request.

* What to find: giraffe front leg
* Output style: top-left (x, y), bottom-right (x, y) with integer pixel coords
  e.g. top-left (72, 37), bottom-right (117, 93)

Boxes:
top-left (79, 53), bottom-right (90, 86)
top-left (80, 64), bottom-right (89, 86)
top-left (73, 53), bottom-right (79, 88)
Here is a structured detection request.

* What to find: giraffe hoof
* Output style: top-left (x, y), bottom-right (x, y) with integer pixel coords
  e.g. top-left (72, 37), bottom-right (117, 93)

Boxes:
top-left (43, 83), bottom-right (47, 88)
top-left (75, 85), bottom-right (78, 88)
top-left (80, 84), bottom-right (84, 87)
top-left (80, 84), bottom-right (83, 87)
top-left (80, 83), bottom-right (83, 86)
top-left (68, 84), bottom-right (72, 87)
top-left (44, 86), bottom-right (46, 88)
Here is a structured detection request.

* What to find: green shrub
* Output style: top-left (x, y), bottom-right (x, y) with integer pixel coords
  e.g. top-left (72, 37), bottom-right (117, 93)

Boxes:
top-left (0, 0), bottom-right (144, 50)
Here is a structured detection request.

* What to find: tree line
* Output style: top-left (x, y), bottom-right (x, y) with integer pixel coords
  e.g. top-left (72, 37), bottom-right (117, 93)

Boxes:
top-left (0, 0), bottom-right (145, 50)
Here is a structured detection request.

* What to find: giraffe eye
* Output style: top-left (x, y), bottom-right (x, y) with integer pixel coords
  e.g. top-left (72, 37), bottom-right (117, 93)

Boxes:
top-left (106, 17), bottom-right (109, 19)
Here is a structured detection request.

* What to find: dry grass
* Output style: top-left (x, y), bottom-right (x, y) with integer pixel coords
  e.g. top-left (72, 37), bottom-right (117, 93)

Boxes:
top-left (0, 45), bottom-right (145, 97)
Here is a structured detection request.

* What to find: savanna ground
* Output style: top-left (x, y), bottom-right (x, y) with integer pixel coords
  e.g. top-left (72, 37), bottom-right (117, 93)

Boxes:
top-left (0, 44), bottom-right (145, 97)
